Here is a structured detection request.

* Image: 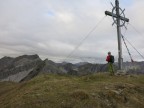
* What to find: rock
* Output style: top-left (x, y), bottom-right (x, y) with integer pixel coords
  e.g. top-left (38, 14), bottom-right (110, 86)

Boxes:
top-left (116, 70), bottom-right (128, 76)
top-left (0, 54), bottom-right (43, 82)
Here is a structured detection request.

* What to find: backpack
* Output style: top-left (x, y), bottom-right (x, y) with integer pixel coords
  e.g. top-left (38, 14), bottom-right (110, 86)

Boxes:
top-left (110, 55), bottom-right (114, 63)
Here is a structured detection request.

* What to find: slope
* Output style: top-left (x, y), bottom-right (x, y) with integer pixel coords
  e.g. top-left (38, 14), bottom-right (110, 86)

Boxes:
top-left (0, 73), bottom-right (144, 108)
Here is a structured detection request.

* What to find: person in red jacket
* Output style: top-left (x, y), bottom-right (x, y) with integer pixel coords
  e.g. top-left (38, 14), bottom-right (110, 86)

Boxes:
top-left (106, 52), bottom-right (114, 75)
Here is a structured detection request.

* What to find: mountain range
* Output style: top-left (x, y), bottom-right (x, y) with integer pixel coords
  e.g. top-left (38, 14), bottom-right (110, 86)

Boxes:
top-left (0, 54), bottom-right (143, 82)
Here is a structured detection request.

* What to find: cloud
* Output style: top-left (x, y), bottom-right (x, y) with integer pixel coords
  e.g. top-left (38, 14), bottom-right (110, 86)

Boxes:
top-left (0, 0), bottom-right (144, 63)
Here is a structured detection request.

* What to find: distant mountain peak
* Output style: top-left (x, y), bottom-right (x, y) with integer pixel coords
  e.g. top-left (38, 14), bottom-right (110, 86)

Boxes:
top-left (15, 54), bottom-right (40, 60)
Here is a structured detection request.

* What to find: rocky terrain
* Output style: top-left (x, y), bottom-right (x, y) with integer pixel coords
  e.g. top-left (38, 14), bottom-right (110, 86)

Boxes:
top-left (0, 55), bottom-right (42, 82)
top-left (0, 54), bottom-right (143, 82)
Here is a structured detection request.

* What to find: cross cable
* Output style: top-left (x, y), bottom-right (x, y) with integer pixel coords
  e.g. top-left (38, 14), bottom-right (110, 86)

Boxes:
top-left (121, 34), bottom-right (134, 62)
top-left (64, 15), bottom-right (106, 62)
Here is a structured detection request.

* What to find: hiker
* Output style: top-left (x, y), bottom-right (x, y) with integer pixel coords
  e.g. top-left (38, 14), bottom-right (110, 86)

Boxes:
top-left (106, 52), bottom-right (114, 75)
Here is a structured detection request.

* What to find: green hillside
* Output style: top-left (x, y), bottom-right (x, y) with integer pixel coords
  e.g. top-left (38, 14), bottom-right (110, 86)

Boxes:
top-left (0, 73), bottom-right (144, 108)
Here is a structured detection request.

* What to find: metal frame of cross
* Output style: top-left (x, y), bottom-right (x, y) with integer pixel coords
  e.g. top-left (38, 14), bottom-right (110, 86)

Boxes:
top-left (105, 0), bottom-right (129, 70)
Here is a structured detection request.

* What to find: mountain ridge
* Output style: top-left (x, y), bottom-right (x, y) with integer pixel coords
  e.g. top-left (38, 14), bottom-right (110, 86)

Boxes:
top-left (0, 54), bottom-right (144, 82)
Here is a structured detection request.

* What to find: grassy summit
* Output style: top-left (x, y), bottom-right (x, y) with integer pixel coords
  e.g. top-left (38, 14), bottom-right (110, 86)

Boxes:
top-left (0, 73), bottom-right (144, 108)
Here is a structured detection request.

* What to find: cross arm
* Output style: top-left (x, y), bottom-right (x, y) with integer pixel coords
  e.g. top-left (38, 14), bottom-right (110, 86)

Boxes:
top-left (105, 11), bottom-right (129, 22)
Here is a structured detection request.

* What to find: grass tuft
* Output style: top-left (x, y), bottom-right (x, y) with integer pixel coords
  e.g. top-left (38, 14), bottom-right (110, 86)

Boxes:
top-left (70, 90), bottom-right (89, 100)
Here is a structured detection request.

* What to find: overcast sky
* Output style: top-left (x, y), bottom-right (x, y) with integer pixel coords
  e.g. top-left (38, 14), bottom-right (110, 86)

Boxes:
top-left (0, 0), bottom-right (144, 63)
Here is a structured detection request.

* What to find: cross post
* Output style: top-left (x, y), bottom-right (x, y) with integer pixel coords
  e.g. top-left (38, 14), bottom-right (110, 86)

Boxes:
top-left (105, 0), bottom-right (129, 70)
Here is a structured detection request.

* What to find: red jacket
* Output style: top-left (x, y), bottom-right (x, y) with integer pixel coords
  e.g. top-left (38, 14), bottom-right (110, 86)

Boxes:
top-left (106, 55), bottom-right (110, 62)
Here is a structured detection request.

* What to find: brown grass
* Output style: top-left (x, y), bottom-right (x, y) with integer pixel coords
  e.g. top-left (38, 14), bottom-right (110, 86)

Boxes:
top-left (0, 73), bottom-right (144, 108)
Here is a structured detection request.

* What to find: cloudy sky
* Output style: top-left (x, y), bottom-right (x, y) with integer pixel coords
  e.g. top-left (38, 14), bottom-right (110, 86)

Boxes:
top-left (0, 0), bottom-right (144, 63)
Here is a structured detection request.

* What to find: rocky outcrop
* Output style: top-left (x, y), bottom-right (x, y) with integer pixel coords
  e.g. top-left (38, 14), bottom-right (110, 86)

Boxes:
top-left (39, 59), bottom-right (67, 74)
top-left (0, 54), bottom-right (43, 82)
